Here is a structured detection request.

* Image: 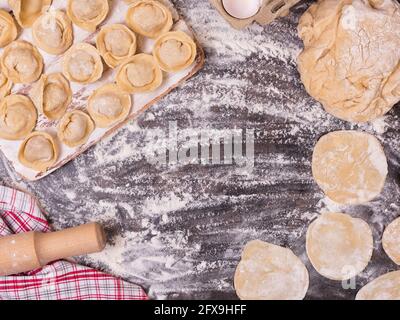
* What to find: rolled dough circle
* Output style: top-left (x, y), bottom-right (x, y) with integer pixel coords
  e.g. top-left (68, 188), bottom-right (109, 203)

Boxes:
top-left (382, 217), bottom-right (400, 265)
top-left (356, 271), bottom-right (400, 300)
top-left (234, 240), bottom-right (309, 300)
top-left (298, 0), bottom-right (400, 123)
top-left (306, 212), bottom-right (373, 281)
top-left (312, 131), bottom-right (388, 205)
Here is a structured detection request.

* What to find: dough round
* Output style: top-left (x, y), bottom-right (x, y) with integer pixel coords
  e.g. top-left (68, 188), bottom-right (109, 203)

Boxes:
top-left (382, 217), bottom-right (400, 265)
top-left (58, 110), bottom-right (94, 147)
top-left (356, 271), bottom-right (400, 300)
top-left (30, 73), bottom-right (72, 120)
top-left (125, 0), bottom-right (173, 38)
top-left (0, 40), bottom-right (44, 84)
top-left (306, 212), bottom-right (373, 281)
top-left (18, 131), bottom-right (58, 172)
top-left (0, 9), bottom-right (18, 48)
top-left (9, 0), bottom-right (52, 28)
top-left (116, 53), bottom-right (162, 93)
top-left (87, 83), bottom-right (131, 128)
top-left (62, 43), bottom-right (103, 84)
top-left (234, 240), bottom-right (309, 300)
top-left (32, 10), bottom-right (73, 55)
top-left (312, 131), bottom-right (388, 205)
top-left (96, 24), bottom-right (137, 68)
top-left (298, 0), bottom-right (400, 123)
top-left (67, 0), bottom-right (109, 32)
top-left (0, 94), bottom-right (37, 140)
top-left (153, 31), bottom-right (197, 73)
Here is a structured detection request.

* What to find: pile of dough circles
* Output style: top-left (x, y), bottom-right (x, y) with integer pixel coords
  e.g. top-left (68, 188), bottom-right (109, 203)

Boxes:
top-left (298, 0), bottom-right (400, 123)
top-left (312, 131), bottom-right (388, 205)
top-left (306, 212), bottom-right (373, 281)
top-left (356, 271), bottom-right (400, 300)
top-left (234, 240), bottom-right (309, 300)
top-left (0, 0), bottom-right (198, 173)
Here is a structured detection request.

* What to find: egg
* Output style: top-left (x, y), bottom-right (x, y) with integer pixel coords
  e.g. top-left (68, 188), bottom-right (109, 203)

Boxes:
top-left (222, 0), bottom-right (261, 19)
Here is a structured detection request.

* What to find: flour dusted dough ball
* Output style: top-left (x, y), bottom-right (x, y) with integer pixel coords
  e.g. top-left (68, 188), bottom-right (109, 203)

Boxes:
top-left (312, 131), bottom-right (387, 205)
top-left (356, 271), bottom-right (400, 300)
top-left (306, 213), bottom-right (373, 281)
top-left (234, 240), bottom-right (309, 300)
top-left (298, 0), bottom-right (400, 123)
top-left (382, 217), bottom-right (400, 265)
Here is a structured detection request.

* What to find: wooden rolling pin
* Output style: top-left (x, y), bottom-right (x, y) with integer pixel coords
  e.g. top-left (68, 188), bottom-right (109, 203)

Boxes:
top-left (0, 223), bottom-right (106, 276)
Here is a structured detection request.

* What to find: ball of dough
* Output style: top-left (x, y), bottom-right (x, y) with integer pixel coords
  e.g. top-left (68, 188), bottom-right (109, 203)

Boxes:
top-left (356, 271), bottom-right (400, 300)
top-left (306, 212), bottom-right (373, 281)
top-left (234, 240), bottom-right (309, 300)
top-left (312, 131), bottom-right (388, 205)
top-left (298, 0), bottom-right (400, 123)
top-left (382, 217), bottom-right (400, 265)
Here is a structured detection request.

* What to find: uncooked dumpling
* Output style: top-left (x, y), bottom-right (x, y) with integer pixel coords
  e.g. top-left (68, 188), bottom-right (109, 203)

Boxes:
top-left (306, 212), bottom-right (373, 281)
top-left (298, 0), bottom-right (400, 123)
top-left (67, 0), bottom-right (109, 32)
top-left (18, 131), bottom-right (58, 172)
top-left (62, 43), bottom-right (103, 84)
top-left (30, 73), bottom-right (72, 120)
top-left (356, 271), bottom-right (400, 300)
top-left (116, 53), bottom-right (162, 93)
top-left (382, 217), bottom-right (400, 265)
top-left (153, 31), bottom-right (196, 72)
top-left (96, 24), bottom-right (137, 68)
top-left (0, 40), bottom-right (44, 84)
top-left (32, 10), bottom-right (73, 55)
top-left (9, 0), bottom-right (52, 28)
top-left (0, 9), bottom-right (18, 48)
top-left (88, 83), bottom-right (131, 128)
top-left (126, 0), bottom-right (173, 38)
top-left (312, 131), bottom-right (388, 205)
top-left (0, 64), bottom-right (12, 99)
top-left (58, 110), bottom-right (94, 147)
top-left (234, 240), bottom-right (309, 300)
top-left (0, 95), bottom-right (37, 140)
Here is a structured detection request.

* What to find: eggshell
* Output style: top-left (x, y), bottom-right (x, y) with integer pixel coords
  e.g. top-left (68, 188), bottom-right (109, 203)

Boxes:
top-left (222, 0), bottom-right (261, 19)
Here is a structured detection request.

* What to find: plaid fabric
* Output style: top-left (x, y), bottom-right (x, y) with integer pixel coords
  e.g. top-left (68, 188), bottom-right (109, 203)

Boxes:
top-left (0, 186), bottom-right (148, 300)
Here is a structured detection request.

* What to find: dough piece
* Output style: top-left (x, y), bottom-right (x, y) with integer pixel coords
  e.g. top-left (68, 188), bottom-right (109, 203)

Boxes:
top-left (58, 110), bottom-right (94, 147)
top-left (234, 240), bottom-right (309, 300)
top-left (126, 0), bottom-right (173, 38)
top-left (62, 43), bottom-right (103, 84)
top-left (0, 9), bottom-right (18, 48)
top-left (87, 83), bottom-right (131, 128)
top-left (306, 212), bottom-right (373, 281)
top-left (0, 95), bottom-right (37, 140)
top-left (9, 0), bottom-right (52, 28)
top-left (298, 0), bottom-right (400, 123)
top-left (32, 10), bottom-right (73, 55)
top-left (96, 24), bottom-right (137, 68)
top-left (0, 40), bottom-right (44, 84)
top-left (356, 271), bottom-right (400, 300)
top-left (382, 217), bottom-right (400, 265)
top-left (0, 64), bottom-right (12, 99)
top-left (18, 131), bottom-right (58, 172)
top-left (30, 73), bottom-right (72, 120)
top-left (153, 31), bottom-right (197, 72)
top-left (312, 131), bottom-right (387, 205)
top-left (67, 0), bottom-right (109, 32)
top-left (116, 53), bottom-right (162, 93)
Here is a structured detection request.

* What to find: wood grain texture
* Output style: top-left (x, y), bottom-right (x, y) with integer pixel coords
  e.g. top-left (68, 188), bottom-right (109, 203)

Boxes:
top-left (2, 0), bottom-right (400, 300)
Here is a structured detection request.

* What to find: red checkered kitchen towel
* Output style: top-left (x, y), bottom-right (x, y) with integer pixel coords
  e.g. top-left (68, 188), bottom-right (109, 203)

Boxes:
top-left (0, 186), bottom-right (148, 300)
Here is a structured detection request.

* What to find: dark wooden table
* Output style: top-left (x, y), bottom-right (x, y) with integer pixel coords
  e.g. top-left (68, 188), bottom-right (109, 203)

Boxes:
top-left (1, 0), bottom-right (400, 300)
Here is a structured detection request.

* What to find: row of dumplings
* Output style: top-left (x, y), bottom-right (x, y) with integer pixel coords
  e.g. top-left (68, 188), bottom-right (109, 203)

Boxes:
top-left (0, 0), bottom-right (197, 172)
